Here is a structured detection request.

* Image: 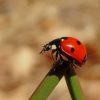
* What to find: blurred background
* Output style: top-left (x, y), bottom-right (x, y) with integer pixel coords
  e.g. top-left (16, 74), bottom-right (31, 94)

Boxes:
top-left (0, 0), bottom-right (100, 100)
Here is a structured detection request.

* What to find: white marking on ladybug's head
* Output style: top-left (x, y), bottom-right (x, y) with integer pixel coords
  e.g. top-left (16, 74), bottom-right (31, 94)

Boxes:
top-left (52, 45), bottom-right (57, 49)
top-left (61, 39), bottom-right (64, 42)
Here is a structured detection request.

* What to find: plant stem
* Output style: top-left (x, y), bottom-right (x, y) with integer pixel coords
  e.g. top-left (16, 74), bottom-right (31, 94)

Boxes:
top-left (64, 66), bottom-right (85, 100)
top-left (29, 60), bottom-right (68, 100)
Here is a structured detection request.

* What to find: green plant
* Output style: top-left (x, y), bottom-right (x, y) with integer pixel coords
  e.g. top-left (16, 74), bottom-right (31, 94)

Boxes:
top-left (29, 60), bottom-right (85, 100)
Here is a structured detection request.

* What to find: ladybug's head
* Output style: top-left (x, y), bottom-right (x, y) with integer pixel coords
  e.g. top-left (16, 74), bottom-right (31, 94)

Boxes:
top-left (40, 38), bottom-right (61, 54)
top-left (60, 37), bottom-right (87, 66)
top-left (40, 44), bottom-right (52, 54)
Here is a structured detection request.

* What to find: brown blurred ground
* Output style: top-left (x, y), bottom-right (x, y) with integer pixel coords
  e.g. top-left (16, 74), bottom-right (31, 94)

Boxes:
top-left (0, 0), bottom-right (100, 100)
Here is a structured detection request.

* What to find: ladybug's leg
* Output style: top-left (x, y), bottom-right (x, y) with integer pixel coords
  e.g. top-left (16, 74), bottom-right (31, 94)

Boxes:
top-left (59, 54), bottom-right (63, 60)
top-left (55, 50), bottom-right (59, 60)
top-left (57, 52), bottom-right (64, 64)
top-left (51, 48), bottom-right (60, 61)
top-left (57, 50), bottom-right (63, 61)
top-left (51, 49), bottom-right (57, 62)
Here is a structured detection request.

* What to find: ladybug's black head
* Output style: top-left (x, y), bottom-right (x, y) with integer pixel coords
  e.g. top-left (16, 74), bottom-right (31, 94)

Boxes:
top-left (40, 44), bottom-right (52, 54)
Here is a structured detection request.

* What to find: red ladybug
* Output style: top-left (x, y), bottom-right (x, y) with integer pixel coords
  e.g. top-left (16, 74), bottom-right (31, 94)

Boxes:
top-left (40, 37), bottom-right (87, 66)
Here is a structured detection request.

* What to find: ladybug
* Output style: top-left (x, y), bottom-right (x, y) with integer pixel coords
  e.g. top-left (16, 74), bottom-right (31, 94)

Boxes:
top-left (40, 37), bottom-right (87, 67)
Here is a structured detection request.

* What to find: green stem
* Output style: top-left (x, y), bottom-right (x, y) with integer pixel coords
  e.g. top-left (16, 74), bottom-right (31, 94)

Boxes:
top-left (29, 60), bottom-right (68, 100)
top-left (64, 67), bottom-right (85, 100)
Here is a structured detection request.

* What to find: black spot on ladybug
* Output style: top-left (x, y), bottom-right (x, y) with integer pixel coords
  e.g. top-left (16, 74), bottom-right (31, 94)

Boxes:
top-left (77, 41), bottom-right (81, 45)
top-left (71, 48), bottom-right (75, 53)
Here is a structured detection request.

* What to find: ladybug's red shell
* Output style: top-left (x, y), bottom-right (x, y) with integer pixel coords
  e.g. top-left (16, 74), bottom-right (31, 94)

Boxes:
top-left (60, 37), bottom-right (87, 64)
